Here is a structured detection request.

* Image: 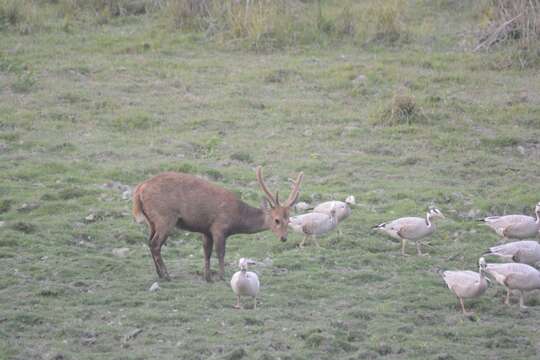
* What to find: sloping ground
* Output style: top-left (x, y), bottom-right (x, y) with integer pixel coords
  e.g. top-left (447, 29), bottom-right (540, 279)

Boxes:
top-left (1, 8), bottom-right (540, 360)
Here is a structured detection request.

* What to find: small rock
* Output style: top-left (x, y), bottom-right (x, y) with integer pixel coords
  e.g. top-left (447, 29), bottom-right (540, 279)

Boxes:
top-left (0, 143), bottom-right (8, 152)
top-left (293, 201), bottom-right (311, 212)
top-left (0, 221), bottom-right (5, 227)
top-left (149, 282), bottom-right (160, 292)
top-left (517, 145), bottom-right (526, 156)
top-left (122, 189), bottom-right (132, 200)
top-left (122, 328), bottom-right (143, 343)
top-left (345, 195), bottom-right (356, 205)
top-left (112, 247), bottom-right (130, 257)
top-left (353, 74), bottom-right (367, 83)
top-left (466, 209), bottom-right (481, 219)
top-left (17, 202), bottom-right (40, 212)
top-left (85, 214), bottom-right (96, 222)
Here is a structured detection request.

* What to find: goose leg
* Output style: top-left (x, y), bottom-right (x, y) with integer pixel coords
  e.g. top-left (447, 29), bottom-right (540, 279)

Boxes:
top-left (519, 291), bottom-right (528, 309)
top-left (299, 235), bottom-right (308, 249)
top-left (504, 287), bottom-right (511, 305)
top-left (400, 239), bottom-right (408, 256)
top-left (416, 242), bottom-right (423, 256)
top-left (459, 297), bottom-right (473, 316)
top-left (234, 295), bottom-right (242, 309)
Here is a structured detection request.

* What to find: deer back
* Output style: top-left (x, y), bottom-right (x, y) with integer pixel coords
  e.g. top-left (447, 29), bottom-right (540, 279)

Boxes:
top-left (137, 172), bottom-right (245, 234)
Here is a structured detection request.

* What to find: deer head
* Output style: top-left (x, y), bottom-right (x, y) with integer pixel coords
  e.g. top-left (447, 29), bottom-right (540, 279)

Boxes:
top-left (256, 166), bottom-right (303, 242)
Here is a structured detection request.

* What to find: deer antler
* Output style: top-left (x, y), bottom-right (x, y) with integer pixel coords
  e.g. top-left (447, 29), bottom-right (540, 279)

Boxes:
top-left (256, 166), bottom-right (277, 207)
top-left (284, 171), bottom-right (304, 208)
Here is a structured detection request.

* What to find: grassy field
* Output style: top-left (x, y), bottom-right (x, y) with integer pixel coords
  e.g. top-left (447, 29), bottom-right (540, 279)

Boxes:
top-left (1, 1), bottom-right (540, 359)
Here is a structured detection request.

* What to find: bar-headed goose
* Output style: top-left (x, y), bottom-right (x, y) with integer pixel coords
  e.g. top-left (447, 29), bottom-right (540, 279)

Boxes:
top-left (373, 207), bottom-right (445, 256)
top-left (479, 202), bottom-right (540, 239)
top-left (442, 257), bottom-right (489, 315)
top-left (230, 258), bottom-right (259, 309)
top-left (484, 240), bottom-right (540, 268)
top-left (485, 261), bottom-right (540, 309)
top-left (289, 205), bottom-right (338, 248)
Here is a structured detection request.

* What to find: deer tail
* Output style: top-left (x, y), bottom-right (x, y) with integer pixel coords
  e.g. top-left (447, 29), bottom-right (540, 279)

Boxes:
top-left (132, 183), bottom-right (148, 224)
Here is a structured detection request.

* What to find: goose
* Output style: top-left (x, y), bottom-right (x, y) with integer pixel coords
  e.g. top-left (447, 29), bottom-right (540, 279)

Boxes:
top-left (373, 208), bottom-right (445, 256)
top-left (483, 240), bottom-right (540, 268)
top-left (289, 206), bottom-right (338, 248)
top-left (313, 195), bottom-right (355, 223)
top-left (230, 258), bottom-right (260, 309)
top-left (479, 202), bottom-right (540, 240)
top-left (442, 257), bottom-right (489, 315)
top-left (485, 261), bottom-right (540, 309)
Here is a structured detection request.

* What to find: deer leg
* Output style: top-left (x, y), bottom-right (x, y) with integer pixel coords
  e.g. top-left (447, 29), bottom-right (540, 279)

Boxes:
top-left (202, 234), bottom-right (214, 283)
top-left (150, 231), bottom-right (170, 281)
top-left (213, 232), bottom-right (227, 281)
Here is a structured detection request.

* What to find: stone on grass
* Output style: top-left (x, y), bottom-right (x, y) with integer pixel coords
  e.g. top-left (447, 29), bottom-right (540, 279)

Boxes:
top-left (112, 247), bottom-right (130, 257)
top-left (149, 282), bottom-right (160, 292)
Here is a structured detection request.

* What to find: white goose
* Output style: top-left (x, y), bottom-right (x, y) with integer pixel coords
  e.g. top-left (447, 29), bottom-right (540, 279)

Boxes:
top-left (442, 257), bottom-right (489, 315)
top-left (313, 195), bottom-right (355, 223)
top-left (373, 208), bottom-right (445, 256)
top-left (230, 258), bottom-right (260, 309)
top-left (485, 261), bottom-right (540, 309)
top-left (479, 202), bottom-right (540, 240)
top-left (289, 205), bottom-right (338, 248)
top-left (484, 240), bottom-right (540, 268)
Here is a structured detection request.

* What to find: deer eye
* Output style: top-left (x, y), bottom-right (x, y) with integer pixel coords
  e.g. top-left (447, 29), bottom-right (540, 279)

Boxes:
top-left (274, 219), bottom-right (280, 225)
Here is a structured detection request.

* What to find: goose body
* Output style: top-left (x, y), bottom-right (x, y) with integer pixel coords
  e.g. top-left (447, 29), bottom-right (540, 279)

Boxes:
top-left (313, 201), bottom-right (351, 223)
top-left (374, 208), bottom-right (444, 256)
top-left (289, 209), bottom-right (337, 248)
top-left (480, 202), bottom-right (540, 239)
top-left (442, 258), bottom-right (489, 315)
top-left (230, 258), bottom-right (260, 309)
top-left (485, 262), bottom-right (540, 308)
top-left (484, 240), bottom-right (540, 267)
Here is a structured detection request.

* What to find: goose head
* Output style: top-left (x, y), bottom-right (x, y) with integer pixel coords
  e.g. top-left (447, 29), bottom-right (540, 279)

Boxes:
top-left (478, 257), bottom-right (491, 284)
top-left (238, 258), bottom-right (256, 272)
top-left (478, 257), bottom-right (487, 273)
top-left (427, 207), bottom-right (445, 220)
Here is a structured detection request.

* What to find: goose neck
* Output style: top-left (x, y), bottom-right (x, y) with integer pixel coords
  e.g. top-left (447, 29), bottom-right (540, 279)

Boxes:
top-left (425, 213), bottom-right (432, 227)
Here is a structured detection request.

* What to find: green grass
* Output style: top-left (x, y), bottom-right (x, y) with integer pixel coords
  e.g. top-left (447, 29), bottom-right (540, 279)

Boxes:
top-left (1, 2), bottom-right (540, 360)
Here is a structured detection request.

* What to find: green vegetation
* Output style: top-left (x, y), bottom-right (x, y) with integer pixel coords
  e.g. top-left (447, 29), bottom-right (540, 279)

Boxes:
top-left (1, 0), bottom-right (540, 359)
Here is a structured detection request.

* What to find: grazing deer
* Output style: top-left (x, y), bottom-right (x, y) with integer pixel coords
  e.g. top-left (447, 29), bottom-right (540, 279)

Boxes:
top-left (132, 166), bottom-right (303, 282)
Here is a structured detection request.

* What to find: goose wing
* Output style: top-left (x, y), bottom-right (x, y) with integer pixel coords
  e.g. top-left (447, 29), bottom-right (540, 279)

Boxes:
top-left (391, 217), bottom-right (431, 240)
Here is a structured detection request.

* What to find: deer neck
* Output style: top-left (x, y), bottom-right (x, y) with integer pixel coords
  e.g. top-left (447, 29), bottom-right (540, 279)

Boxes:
top-left (535, 209), bottom-right (540, 224)
top-left (232, 202), bottom-right (270, 235)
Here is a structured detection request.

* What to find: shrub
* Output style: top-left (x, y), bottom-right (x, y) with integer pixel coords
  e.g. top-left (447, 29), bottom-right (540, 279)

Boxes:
top-left (0, 0), bottom-right (43, 34)
top-left (371, 91), bottom-right (427, 126)
top-left (362, 0), bottom-right (408, 44)
top-left (476, 0), bottom-right (540, 67)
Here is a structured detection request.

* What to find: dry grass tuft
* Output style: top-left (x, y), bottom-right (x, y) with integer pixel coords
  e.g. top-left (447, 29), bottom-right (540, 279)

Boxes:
top-left (476, 0), bottom-right (540, 67)
top-left (372, 91), bottom-right (427, 126)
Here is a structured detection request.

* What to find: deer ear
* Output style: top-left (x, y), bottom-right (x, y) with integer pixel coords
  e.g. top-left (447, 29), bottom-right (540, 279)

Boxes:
top-left (261, 197), bottom-right (273, 210)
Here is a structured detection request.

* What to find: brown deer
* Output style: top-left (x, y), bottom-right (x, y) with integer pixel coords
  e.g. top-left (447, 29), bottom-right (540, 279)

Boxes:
top-left (132, 166), bottom-right (303, 282)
